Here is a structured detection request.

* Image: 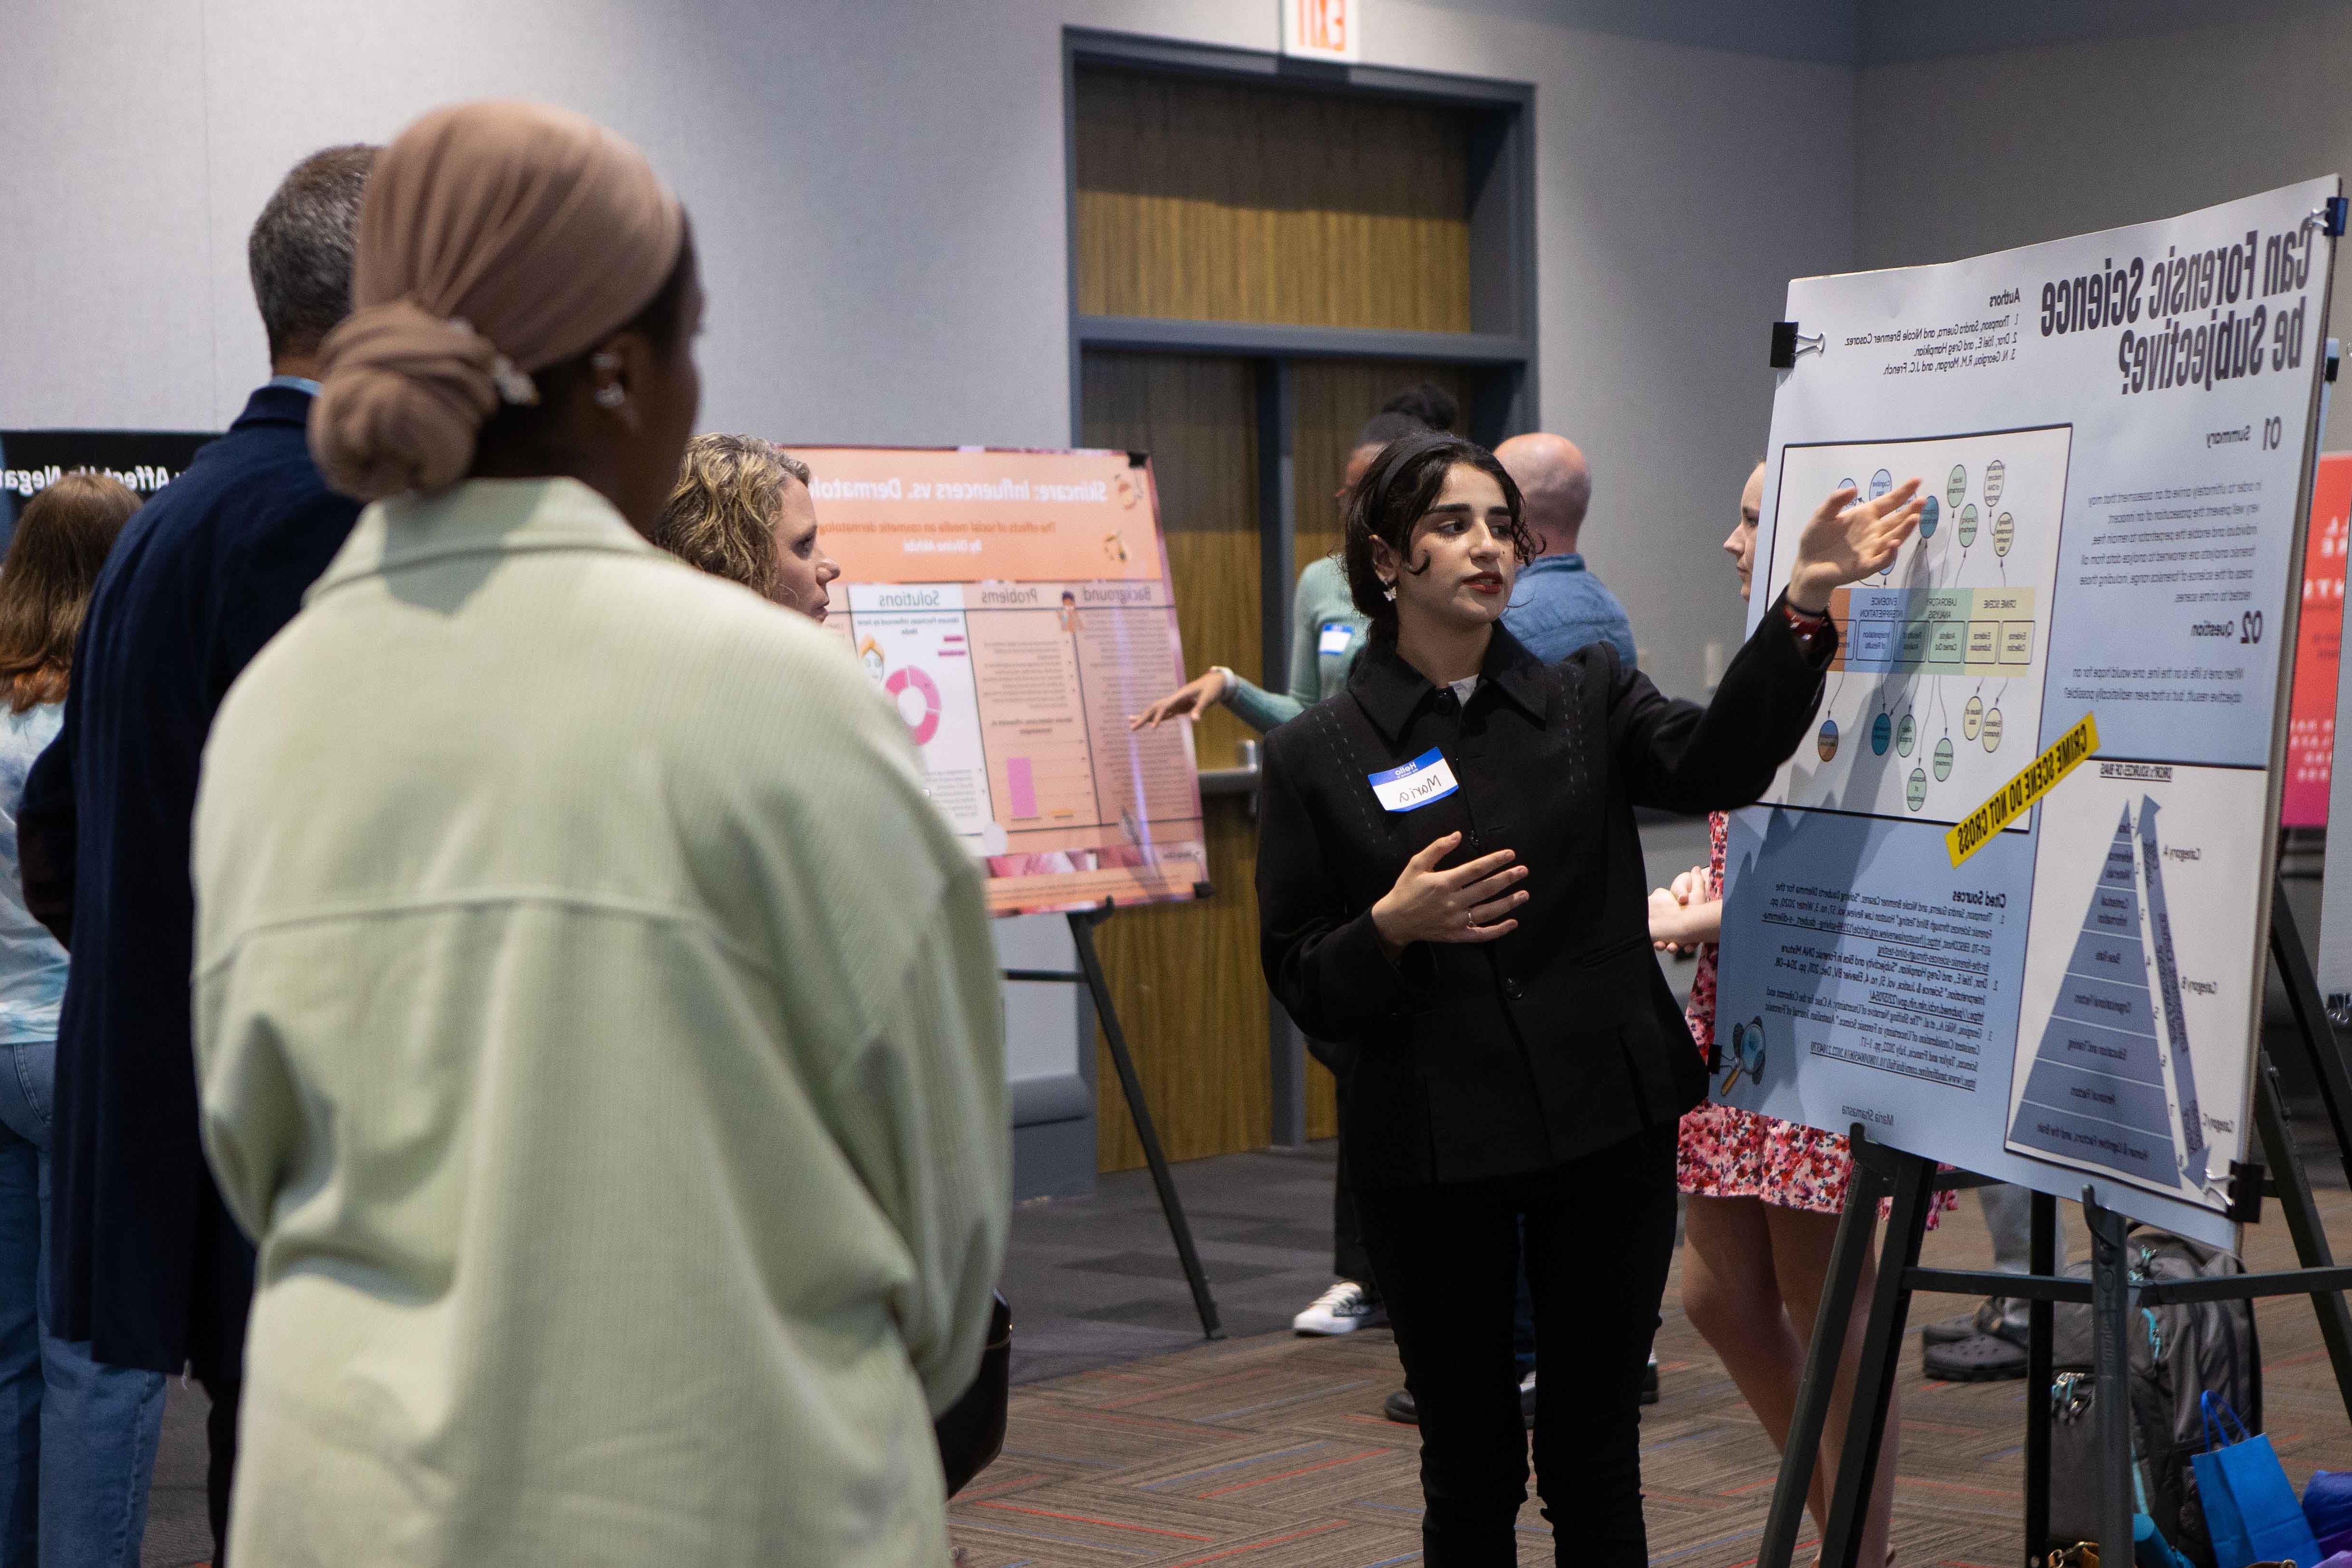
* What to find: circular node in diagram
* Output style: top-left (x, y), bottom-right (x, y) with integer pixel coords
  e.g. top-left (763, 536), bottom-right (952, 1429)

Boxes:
top-left (1897, 713), bottom-right (1916, 755)
top-left (1964, 695), bottom-right (1983, 740)
top-left (884, 665), bottom-right (943, 746)
top-left (1985, 459), bottom-right (2007, 506)
top-left (1934, 737), bottom-right (1954, 780)
top-left (1919, 496), bottom-right (1940, 538)
top-left (1907, 768), bottom-right (1927, 811)
top-left (1959, 504), bottom-right (1979, 546)
top-left (1869, 469), bottom-right (1893, 500)
top-left (1982, 707), bottom-right (2005, 752)
top-left (1994, 511), bottom-right (2016, 557)
top-left (1946, 465), bottom-right (1968, 510)
top-left (1871, 712), bottom-right (1892, 755)
top-left (1840, 476), bottom-right (1857, 493)
top-left (1817, 719), bottom-right (1840, 761)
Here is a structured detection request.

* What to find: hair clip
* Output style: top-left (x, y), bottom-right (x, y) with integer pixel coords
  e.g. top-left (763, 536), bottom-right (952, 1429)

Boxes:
top-left (489, 354), bottom-right (540, 407)
top-left (446, 315), bottom-right (538, 406)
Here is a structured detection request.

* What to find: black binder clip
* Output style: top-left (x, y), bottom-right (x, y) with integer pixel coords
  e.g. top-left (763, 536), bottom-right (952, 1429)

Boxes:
top-left (1770, 321), bottom-right (1823, 369)
top-left (2309, 197), bottom-right (2347, 237)
top-left (2225, 1158), bottom-right (2266, 1224)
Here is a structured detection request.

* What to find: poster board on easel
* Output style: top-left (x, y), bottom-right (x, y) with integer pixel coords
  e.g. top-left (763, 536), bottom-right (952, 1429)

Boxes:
top-left (789, 445), bottom-right (1208, 918)
top-left (1715, 176), bottom-right (2341, 1249)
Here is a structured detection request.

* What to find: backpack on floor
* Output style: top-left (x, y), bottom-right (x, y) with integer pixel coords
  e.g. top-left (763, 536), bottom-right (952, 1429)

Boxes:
top-left (2046, 1224), bottom-right (2261, 1568)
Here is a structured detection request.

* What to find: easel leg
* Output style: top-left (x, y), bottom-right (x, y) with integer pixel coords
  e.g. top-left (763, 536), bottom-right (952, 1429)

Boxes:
top-left (1820, 1150), bottom-right (1935, 1568)
top-left (2024, 1191), bottom-right (2057, 1567)
top-left (2269, 880), bottom-right (2352, 1171)
top-left (1758, 1126), bottom-right (1892, 1568)
top-left (2085, 1193), bottom-right (2134, 1566)
top-left (1068, 911), bottom-right (1225, 1340)
top-left (2256, 1054), bottom-right (2352, 1419)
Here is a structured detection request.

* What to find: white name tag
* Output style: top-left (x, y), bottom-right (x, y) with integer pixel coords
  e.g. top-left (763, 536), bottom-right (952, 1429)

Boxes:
top-left (1318, 621), bottom-right (1355, 656)
top-left (1367, 747), bottom-right (1460, 813)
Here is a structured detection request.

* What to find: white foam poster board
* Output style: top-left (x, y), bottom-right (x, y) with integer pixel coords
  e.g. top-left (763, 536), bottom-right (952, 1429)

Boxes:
top-left (1715, 178), bottom-right (2340, 1247)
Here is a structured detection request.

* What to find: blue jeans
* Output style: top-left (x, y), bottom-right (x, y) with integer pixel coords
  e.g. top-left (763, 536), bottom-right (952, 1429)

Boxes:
top-left (0, 1041), bottom-right (165, 1568)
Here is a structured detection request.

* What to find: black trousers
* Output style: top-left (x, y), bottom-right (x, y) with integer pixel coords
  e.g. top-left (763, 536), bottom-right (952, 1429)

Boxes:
top-left (1356, 1122), bottom-right (1678, 1568)
top-left (187, 1231), bottom-right (246, 1568)
top-left (1308, 1037), bottom-right (1378, 1287)
top-left (200, 1374), bottom-right (239, 1566)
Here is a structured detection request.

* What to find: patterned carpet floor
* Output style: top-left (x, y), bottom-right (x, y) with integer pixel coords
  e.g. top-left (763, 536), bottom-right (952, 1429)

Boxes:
top-left (951, 1185), bottom-right (2352, 1568)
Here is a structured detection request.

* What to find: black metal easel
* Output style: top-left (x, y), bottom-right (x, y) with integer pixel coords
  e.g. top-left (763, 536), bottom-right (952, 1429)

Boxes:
top-left (1758, 877), bottom-right (2352, 1568)
top-left (1005, 904), bottom-right (1225, 1340)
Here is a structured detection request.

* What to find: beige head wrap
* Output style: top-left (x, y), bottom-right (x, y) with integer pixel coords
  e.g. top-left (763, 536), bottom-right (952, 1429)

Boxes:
top-left (309, 101), bottom-right (686, 500)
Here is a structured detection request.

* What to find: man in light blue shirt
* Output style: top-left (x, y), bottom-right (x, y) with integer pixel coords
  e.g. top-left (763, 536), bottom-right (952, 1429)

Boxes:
top-left (1497, 433), bottom-right (1639, 666)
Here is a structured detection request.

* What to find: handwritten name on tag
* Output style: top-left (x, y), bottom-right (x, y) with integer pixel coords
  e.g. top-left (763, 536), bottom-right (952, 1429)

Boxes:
top-left (1318, 621), bottom-right (1356, 656)
top-left (1367, 747), bottom-right (1460, 813)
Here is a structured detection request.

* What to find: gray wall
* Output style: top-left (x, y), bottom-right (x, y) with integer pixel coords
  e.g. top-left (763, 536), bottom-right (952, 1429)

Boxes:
top-left (1855, 4), bottom-right (2352, 448)
top-left (0, 0), bottom-right (1858, 1184)
top-left (0, 0), bottom-right (1857, 697)
top-left (14, 0), bottom-right (2321, 1172)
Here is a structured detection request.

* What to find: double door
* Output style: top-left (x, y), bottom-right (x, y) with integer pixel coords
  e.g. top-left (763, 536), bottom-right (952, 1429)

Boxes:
top-left (1080, 353), bottom-right (1477, 1168)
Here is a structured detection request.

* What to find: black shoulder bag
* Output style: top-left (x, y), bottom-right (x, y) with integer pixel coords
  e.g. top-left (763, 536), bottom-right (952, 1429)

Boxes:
top-left (934, 1292), bottom-right (1013, 1496)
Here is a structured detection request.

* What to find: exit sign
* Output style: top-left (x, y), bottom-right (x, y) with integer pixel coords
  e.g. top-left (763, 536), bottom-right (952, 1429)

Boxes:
top-left (1281, 0), bottom-right (1360, 62)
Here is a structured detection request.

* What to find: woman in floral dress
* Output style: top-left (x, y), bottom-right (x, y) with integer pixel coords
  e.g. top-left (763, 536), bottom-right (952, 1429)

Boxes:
top-left (1648, 461), bottom-right (1952, 1565)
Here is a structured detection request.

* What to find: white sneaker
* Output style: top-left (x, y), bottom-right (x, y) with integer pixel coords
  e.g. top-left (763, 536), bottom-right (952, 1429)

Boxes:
top-left (1292, 1280), bottom-right (1385, 1335)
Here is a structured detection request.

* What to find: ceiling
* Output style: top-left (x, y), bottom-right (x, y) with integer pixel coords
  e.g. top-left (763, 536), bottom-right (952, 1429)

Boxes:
top-left (1407, 0), bottom-right (2332, 68)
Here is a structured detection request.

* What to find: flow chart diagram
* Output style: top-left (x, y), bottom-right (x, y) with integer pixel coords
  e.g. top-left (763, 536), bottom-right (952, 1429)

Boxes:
top-left (1762, 425), bottom-right (2072, 826)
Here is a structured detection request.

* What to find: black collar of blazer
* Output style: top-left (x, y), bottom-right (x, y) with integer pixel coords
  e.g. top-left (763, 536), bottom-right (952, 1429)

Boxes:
top-left (1346, 620), bottom-right (1553, 745)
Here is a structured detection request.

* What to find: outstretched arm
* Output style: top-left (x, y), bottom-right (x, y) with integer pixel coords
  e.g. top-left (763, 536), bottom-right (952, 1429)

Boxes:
top-left (1615, 479), bottom-right (1923, 813)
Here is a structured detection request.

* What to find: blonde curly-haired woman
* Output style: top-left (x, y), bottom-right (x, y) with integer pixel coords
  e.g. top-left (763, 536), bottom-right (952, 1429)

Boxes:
top-left (651, 433), bottom-right (839, 620)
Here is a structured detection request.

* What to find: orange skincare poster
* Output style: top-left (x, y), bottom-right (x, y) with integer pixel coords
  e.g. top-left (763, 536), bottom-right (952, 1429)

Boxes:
top-left (2284, 453), bottom-right (2352, 826)
top-left (795, 447), bottom-right (1206, 916)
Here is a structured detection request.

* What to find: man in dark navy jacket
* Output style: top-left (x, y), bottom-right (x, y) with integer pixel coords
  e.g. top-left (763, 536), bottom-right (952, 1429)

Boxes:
top-left (19, 143), bottom-right (376, 1565)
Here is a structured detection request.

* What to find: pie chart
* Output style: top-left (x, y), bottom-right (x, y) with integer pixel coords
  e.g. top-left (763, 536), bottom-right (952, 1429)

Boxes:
top-left (884, 665), bottom-right (943, 746)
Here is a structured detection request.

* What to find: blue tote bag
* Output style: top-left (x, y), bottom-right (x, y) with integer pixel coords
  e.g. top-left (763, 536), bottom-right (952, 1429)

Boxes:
top-left (2192, 1394), bottom-right (2324, 1568)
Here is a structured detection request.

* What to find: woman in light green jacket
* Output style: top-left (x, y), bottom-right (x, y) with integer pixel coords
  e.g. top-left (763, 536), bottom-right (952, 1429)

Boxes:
top-left (194, 102), bottom-right (1006, 1568)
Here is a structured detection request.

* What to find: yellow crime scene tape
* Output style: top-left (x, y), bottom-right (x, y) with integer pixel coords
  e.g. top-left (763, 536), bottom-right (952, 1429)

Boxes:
top-left (1944, 711), bottom-right (2099, 867)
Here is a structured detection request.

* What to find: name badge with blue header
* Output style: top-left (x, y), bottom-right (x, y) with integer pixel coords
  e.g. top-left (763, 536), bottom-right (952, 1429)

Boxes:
top-left (1318, 621), bottom-right (1356, 656)
top-left (1368, 747), bottom-right (1460, 813)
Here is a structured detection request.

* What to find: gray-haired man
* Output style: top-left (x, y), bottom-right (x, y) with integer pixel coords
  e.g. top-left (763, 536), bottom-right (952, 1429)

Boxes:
top-left (23, 142), bottom-right (378, 1566)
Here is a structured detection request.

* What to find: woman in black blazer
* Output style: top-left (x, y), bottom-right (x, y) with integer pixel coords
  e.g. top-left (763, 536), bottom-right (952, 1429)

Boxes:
top-left (1256, 431), bottom-right (1921, 1567)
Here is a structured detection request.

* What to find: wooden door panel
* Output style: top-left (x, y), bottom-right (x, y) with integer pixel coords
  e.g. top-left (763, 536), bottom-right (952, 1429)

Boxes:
top-left (1072, 65), bottom-right (1489, 1160)
top-left (1080, 351), bottom-right (1268, 1170)
top-left (1076, 70), bottom-right (1471, 333)
top-left (1286, 360), bottom-right (1474, 1139)
top-left (1289, 360), bottom-right (1476, 569)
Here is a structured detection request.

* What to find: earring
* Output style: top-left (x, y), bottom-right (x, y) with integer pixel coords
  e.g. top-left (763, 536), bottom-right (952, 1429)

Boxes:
top-left (1380, 580), bottom-right (1397, 602)
top-left (590, 349), bottom-right (626, 408)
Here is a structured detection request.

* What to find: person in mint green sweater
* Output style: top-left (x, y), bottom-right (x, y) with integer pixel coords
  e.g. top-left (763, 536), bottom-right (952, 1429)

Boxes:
top-left (1130, 552), bottom-right (1368, 732)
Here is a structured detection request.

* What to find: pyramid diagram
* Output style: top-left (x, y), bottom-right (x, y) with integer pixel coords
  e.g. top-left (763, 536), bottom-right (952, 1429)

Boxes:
top-left (2136, 799), bottom-right (2209, 1188)
top-left (2007, 801), bottom-right (2194, 1187)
